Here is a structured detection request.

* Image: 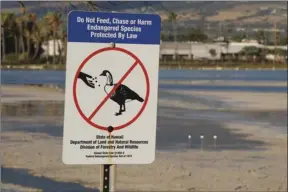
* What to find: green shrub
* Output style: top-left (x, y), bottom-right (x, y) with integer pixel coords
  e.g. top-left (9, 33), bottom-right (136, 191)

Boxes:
top-left (5, 53), bottom-right (19, 62)
top-left (19, 52), bottom-right (28, 61)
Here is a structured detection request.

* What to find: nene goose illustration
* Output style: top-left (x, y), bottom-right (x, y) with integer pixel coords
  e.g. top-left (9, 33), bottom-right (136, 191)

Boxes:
top-left (100, 70), bottom-right (144, 116)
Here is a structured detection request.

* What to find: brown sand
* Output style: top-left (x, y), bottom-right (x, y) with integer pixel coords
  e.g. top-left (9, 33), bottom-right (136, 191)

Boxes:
top-left (1, 85), bottom-right (287, 191)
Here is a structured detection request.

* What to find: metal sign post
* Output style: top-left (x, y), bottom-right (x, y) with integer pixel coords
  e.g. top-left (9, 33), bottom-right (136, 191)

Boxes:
top-left (100, 164), bottom-right (117, 192)
top-left (102, 164), bottom-right (111, 192)
top-left (101, 127), bottom-right (117, 192)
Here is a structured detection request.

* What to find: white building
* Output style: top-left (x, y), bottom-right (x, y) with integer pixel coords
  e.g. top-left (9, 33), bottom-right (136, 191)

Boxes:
top-left (41, 39), bottom-right (64, 56)
top-left (159, 41), bottom-right (287, 60)
top-left (40, 39), bottom-right (286, 61)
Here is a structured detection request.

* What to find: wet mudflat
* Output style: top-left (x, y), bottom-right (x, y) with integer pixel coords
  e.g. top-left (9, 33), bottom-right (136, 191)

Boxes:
top-left (1, 97), bottom-right (278, 151)
top-left (1, 86), bottom-right (287, 192)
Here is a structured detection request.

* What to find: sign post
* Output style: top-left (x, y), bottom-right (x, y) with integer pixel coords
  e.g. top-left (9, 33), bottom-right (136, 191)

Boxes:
top-left (62, 10), bottom-right (161, 191)
top-left (99, 164), bottom-right (117, 192)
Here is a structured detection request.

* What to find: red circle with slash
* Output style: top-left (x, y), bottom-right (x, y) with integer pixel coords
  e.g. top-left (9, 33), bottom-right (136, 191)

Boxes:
top-left (73, 47), bottom-right (150, 132)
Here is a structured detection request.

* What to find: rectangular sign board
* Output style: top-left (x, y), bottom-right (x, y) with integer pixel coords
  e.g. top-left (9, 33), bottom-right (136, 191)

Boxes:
top-left (62, 11), bottom-right (161, 164)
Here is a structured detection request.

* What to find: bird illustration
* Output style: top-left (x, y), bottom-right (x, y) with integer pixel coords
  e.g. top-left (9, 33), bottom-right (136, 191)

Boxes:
top-left (99, 70), bottom-right (144, 116)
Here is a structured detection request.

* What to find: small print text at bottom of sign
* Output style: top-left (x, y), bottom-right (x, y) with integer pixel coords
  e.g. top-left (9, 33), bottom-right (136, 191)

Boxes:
top-left (93, 151), bottom-right (127, 156)
top-left (86, 155), bottom-right (132, 158)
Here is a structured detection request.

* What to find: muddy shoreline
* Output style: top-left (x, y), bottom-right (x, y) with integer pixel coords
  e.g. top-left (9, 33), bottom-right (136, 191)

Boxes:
top-left (1, 85), bottom-right (287, 191)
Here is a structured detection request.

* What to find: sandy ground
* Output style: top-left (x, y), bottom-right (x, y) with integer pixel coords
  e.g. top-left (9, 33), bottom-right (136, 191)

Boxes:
top-left (1, 85), bottom-right (64, 103)
top-left (1, 84), bottom-right (287, 192)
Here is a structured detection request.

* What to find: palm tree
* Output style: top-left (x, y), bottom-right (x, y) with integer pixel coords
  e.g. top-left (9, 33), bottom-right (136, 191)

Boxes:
top-left (68, 1), bottom-right (78, 9)
top-left (23, 13), bottom-right (37, 59)
top-left (58, 25), bottom-right (67, 64)
top-left (1, 13), bottom-right (10, 61)
top-left (168, 12), bottom-right (177, 43)
top-left (40, 22), bottom-right (53, 63)
top-left (17, 1), bottom-right (27, 58)
top-left (15, 16), bottom-right (25, 56)
top-left (1, 13), bottom-right (19, 61)
top-left (168, 12), bottom-right (177, 60)
top-left (2, 13), bottom-right (20, 58)
top-left (45, 12), bottom-right (62, 64)
top-left (31, 19), bottom-right (45, 60)
top-left (223, 36), bottom-right (230, 56)
top-left (42, 15), bottom-right (53, 64)
top-left (86, 1), bottom-right (100, 11)
top-left (9, 14), bottom-right (20, 56)
top-left (18, 1), bottom-right (26, 15)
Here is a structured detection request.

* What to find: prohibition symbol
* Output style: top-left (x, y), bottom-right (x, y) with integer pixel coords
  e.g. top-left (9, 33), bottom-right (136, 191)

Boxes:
top-left (73, 47), bottom-right (150, 132)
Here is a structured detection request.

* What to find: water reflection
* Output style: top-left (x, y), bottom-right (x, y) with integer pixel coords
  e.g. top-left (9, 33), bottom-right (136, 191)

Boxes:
top-left (1, 100), bottom-right (270, 151)
top-left (1, 101), bottom-right (64, 117)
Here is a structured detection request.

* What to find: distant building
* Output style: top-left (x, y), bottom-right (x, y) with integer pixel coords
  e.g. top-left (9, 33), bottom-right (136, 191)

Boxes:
top-left (40, 39), bottom-right (286, 62)
top-left (41, 40), bottom-right (63, 56)
top-left (159, 41), bottom-right (287, 60)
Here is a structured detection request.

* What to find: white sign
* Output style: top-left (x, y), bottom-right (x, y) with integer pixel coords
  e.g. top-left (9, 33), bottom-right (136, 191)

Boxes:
top-left (62, 11), bottom-right (161, 164)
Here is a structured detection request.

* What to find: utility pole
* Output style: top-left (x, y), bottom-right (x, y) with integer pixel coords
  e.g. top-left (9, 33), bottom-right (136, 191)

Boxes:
top-left (174, 19), bottom-right (178, 62)
top-left (207, 23), bottom-right (210, 30)
top-left (218, 23), bottom-right (222, 38)
top-left (274, 21), bottom-right (277, 65)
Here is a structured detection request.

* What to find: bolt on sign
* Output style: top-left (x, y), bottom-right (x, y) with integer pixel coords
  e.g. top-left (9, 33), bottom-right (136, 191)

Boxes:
top-left (62, 11), bottom-right (161, 164)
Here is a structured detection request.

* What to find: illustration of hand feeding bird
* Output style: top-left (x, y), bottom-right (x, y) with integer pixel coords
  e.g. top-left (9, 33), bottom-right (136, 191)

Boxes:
top-left (77, 70), bottom-right (144, 116)
top-left (77, 71), bottom-right (99, 88)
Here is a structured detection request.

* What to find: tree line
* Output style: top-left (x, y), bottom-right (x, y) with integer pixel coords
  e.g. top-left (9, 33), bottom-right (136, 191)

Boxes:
top-left (1, 3), bottom-right (66, 65)
top-left (1, 2), bottom-right (287, 65)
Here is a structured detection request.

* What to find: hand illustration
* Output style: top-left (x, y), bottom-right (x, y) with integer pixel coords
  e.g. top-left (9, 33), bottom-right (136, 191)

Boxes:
top-left (78, 71), bottom-right (95, 88)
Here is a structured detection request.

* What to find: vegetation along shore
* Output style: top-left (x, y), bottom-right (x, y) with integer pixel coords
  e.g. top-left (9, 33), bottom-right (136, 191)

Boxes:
top-left (1, 2), bottom-right (287, 70)
top-left (1, 62), bottom-right (287, 71)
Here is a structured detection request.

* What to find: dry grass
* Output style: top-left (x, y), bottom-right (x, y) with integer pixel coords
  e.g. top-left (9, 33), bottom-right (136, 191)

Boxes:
top-left (242, 15), bottom-right (286, 24)
top-left (159, 3), bottom-right (286, 24)
top-left (206, 4), bottom-right (262, 22)
top-left (206, 11), bottom-right (252, 21)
